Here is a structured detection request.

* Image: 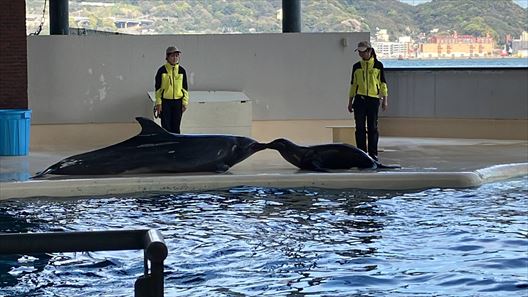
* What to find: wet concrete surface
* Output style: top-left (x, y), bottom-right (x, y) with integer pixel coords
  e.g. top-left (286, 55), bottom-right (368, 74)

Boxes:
top-left (1, 137), bottom-right (526, 181)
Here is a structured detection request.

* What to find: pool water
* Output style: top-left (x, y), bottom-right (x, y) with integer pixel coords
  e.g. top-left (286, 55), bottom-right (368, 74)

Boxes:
top-left (1, 177), bottom-right (527, 296)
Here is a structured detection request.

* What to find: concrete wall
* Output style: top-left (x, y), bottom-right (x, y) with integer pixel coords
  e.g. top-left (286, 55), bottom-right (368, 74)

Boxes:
top-left (384, 69), bottom-right (528, 119)
top-left (26, 33), bottom-right (528, 143)
top-left (28, 34), bottom-right (528, 125)
top-left (28, 33), bottom-right (366, 124)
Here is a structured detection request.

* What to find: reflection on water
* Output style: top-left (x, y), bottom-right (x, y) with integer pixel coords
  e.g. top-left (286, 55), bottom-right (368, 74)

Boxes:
top-left (0, 176), bottom-right (527, 296)
top-left (0, 210), bottom-right (52, 293)
top-left (0, 157), bottom-right (31, 182)
top-left (384, 57), bottom-right (528, 68)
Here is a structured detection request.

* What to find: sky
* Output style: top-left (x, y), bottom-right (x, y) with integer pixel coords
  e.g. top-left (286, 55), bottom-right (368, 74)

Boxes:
top-left (398, 0), bottom-right (528, 8)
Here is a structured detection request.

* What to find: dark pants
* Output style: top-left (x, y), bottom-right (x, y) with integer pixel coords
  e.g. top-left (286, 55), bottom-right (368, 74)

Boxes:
top-left (161, 99), bottom-right (183, 134)
top-left (353, 95), bottom-right (380, 159)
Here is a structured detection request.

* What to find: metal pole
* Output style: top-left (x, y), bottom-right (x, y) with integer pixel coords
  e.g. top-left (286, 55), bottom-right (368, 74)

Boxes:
top-left (282, 0), bottom-right (301, 33)
top-left (49, 0), bottom-right (69, 35)
top-left (1, 229), bottom-right (167, 297)
top-left (0, 230), bottom-right (145, 254)
top-left (145, 229), bottom-right (167, 297)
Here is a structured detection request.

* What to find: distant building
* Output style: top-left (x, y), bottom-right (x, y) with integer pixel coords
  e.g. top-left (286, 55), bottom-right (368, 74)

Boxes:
top-left (372, 30), bottom-right (413, 59)
top-left (372, 41), bottom-right (411, 59)
top-left (73, 16), bottom-right (91, 28)
top-left (512, 31), bottom-right (528, 58)
top-left (419, 33), bottom-right (495, 58)
top-left (26, 13), bottom-right (44, 35)
top-left (398, 36), bottom-right (412, 43)
top-left (375, 29), bottom-right (390, 42)
top-left (113, 18), bottom-right (154, 31)
top-left (69, 27), bottom-right (126, 35)
top-left (71, 16), bottom-right (154, 35)
top-left (79, 2), bottom-right (115, 7)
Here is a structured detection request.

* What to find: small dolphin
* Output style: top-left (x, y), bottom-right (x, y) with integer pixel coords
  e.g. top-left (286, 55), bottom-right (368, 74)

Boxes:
top-left (34, 117), bottom-right (266, 177)
top-left (265, 138), bottom-right (400, 172)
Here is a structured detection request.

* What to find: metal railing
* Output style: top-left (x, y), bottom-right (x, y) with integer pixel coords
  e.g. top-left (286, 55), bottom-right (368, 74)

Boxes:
top-left (0, 229), bottom-right (168, 297)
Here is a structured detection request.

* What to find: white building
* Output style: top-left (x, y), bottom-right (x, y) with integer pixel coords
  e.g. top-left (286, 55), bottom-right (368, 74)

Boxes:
top-left (372, 41), bottom-right (410, 59)
top-left (512, 31), bottom-right (528, 58)
top-left (375, 29), bottom-right (390, 42)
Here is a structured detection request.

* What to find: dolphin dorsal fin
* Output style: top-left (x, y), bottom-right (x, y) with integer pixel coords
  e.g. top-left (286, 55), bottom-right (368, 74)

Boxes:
top-left (135, 117), bottom-right (173, 137)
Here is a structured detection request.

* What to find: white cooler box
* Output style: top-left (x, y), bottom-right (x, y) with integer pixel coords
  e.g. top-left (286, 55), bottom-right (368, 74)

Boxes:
top-left (147, 91), bottom-right (252, 136)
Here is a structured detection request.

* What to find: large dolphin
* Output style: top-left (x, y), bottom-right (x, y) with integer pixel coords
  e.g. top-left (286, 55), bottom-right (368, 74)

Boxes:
top-left (265, 138), bottom-right (400, 172)
top-left (34, 117), bottom-right (266, 177)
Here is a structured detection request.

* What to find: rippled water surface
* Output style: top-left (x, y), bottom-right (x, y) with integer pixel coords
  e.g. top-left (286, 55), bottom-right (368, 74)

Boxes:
top-left (1, 177), bottom-right (527, 296)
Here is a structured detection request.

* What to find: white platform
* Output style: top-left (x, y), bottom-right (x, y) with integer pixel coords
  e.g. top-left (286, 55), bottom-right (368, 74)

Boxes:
top-left (1, 137), bottom-right (527, 200)
top-left (147, 91), bottom-right (252, 136)
top-left (1, 163), bottom-right (526, 200)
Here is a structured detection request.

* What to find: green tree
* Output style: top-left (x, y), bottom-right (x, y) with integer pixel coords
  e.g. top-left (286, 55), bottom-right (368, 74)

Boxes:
top-left (463, 17), bottom-right (497, 38)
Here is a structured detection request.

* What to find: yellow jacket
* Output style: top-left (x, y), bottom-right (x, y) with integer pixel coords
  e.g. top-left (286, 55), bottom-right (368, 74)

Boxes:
top-left (349, 57), bottom-right (388, 98)
top-left (154, 63), bottom-right (189, 106)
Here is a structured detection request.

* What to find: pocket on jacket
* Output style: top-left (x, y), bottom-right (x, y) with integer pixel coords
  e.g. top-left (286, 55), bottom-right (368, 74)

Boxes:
top-left (161, 73), bottom-right (169, 89)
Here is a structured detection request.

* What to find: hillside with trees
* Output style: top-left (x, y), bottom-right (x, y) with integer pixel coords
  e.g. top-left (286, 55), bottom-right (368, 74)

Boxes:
top-left (414, 0), bottom-right (527, 41)
top-left (26, 0), bottom-right (528, 45)
top-left (340, 0), bottom-right (421, 39)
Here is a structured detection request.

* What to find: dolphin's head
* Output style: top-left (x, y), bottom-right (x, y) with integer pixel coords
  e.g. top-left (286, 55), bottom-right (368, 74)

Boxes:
top-left (226, 137), bottom-right (266, 166)
top-left (265, 138), bottom-right (295, 151)
top-left (264, 138), bottom-right (306, 167)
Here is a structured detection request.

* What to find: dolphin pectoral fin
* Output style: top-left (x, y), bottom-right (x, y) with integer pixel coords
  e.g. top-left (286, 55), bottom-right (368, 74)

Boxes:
top-left (215, 164), bottom-right (230, 173)
top-left (375, 161), bottom-right (401, 169)
top-left (310, 161), bottom-right (329, 173)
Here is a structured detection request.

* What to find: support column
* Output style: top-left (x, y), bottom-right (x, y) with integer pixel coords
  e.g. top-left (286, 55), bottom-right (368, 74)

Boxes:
top-left (282, 0), bottom-right (301, 33)
top-left (50, 0), bottom-right (69, 35)
top-left (0, 1), bottom-right (28, 108)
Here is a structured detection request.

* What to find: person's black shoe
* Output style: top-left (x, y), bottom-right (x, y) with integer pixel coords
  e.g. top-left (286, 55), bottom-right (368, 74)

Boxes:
top-left (369, 154), bottom-right (379, 161)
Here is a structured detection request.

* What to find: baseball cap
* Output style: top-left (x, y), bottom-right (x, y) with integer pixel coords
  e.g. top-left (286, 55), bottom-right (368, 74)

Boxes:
top-left (355, 41), bottom-right (371, 52)
top-left (166, 46), bottom-right (181, 55)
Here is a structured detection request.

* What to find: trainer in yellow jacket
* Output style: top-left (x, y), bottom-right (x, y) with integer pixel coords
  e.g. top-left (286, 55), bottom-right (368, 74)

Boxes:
top-left (154, 46), bottom-right (189, 134)
top-left (347, 41), bottom-right (389, 161)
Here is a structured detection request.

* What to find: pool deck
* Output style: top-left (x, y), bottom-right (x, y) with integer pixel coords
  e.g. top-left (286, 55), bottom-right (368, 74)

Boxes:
top-left (0, 137), bottom-right (527, 200)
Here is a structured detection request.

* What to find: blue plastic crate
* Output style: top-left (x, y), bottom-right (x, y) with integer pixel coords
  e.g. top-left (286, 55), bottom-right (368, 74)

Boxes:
top-left (0, 109), bottom-right (32, 156)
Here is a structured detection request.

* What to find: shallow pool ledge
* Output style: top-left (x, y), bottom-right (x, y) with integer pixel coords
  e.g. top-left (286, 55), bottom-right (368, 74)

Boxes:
top-left (475, 163), bottom-right (528, 183)
top-left (0, 163), bottom-right (525, 200)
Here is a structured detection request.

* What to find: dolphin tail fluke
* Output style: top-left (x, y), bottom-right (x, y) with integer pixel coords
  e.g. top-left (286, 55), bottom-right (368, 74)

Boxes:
top-left (31, 163), bottom-right (61, 179)
top-left (31, 168), bottom-right (52, 179)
